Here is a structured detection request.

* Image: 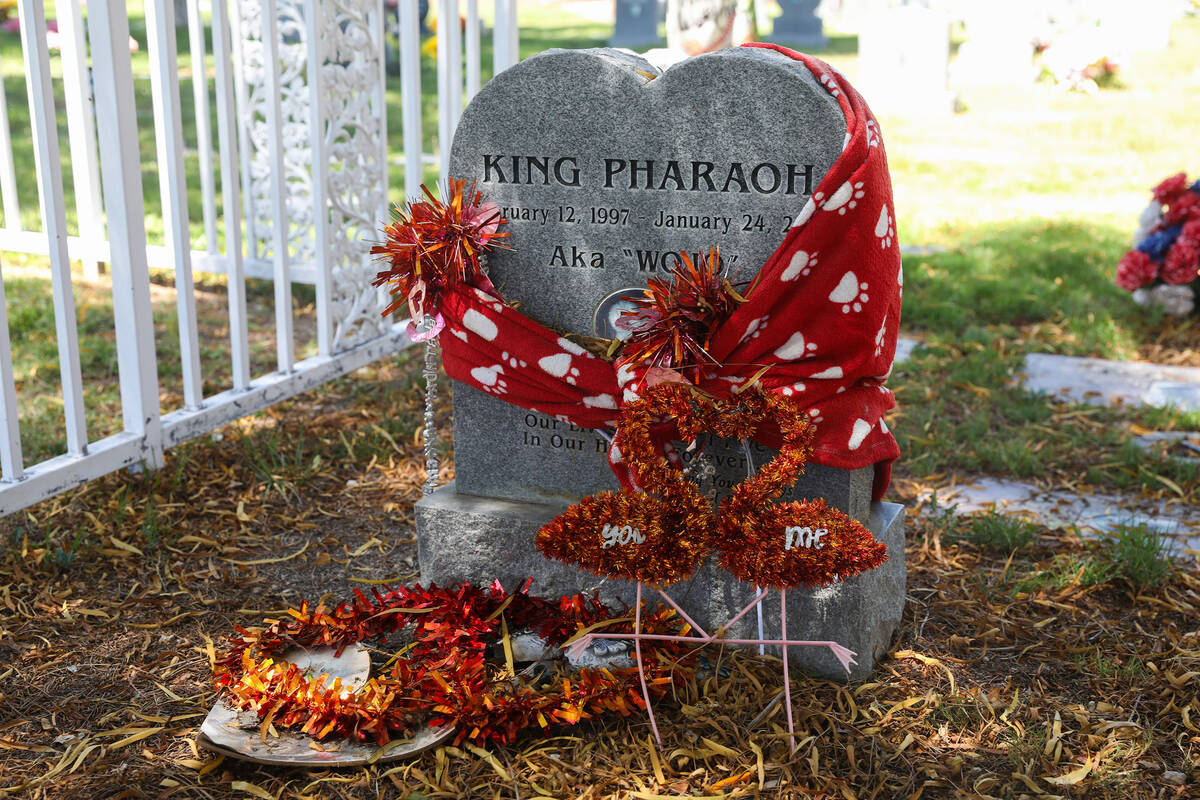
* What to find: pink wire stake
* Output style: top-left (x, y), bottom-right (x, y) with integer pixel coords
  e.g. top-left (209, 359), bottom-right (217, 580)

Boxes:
top-left (633, 582), bottom-right (661, 745)
top-left (656, 588), bottom-right (709, 639)
top-left (570, 630), bottom-right (855, 669)
top-left (714, 587), bottom-right (771, 637)
top-left (781, 589), bottom-right (795, 754)
top-left (561, 583), bottom-right (858, 753)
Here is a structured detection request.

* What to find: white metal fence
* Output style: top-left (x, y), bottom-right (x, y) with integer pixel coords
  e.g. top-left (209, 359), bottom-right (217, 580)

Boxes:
top-left (0, 0), bottom-right (519, 516)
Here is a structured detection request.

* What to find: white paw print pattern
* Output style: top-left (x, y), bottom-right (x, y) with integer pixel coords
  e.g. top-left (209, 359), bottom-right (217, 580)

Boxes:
top-left (829, 271), bottom-right (870, 313)
top-left (500, 350), bottom-right (528, 370)
top-left (807, 407), bottom-right (824, 426)
top-left (823, 180), bottom-right (864, 215)
top-left (583, 393), bottom-right (617, 409)
top-left (866, 119), bottom-right (880, 148)
top-left (557, 336), bottom-right (590, 358)
top-left (779, 381), bottom-right (806, 397)
top-left (874, 204), bottom-right (894, 249)
top-left (817, 71), bottom-right (841, 98)
top-left (773, 331), bottom-right (818, 360)
top-left (781, 250), bottom-right (818, 281)
top-left (616, 362), bottom-right (637, 388)
top-left (848, 418), bottom-right (873, 451)
top-left (470, 363), bottom-right (508, 395)
top-left (874, 314), bottom-right (888, 358)
top-left (539, 352), bottom-right (581, 385)
top-left (790, 197), bottom-right (817, 230)
top-left (463, 308), bottom-right (498, 341)
top-left (471, 288), bottom-right (505, 314)
top-left (740, 315), bottom-right (770, 343)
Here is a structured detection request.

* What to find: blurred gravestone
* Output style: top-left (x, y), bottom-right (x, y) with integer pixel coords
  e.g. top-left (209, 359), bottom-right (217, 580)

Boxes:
top-left (858, 6), bottom-right (953, 115)
top-left (610, 0), bottom-right (663, 48)
top-left (415, 47), bottom-right (906, 680)
top-left (770, 0), bottom-right (827, 49)
top-left (952, 2), bottom-right (1038, 85)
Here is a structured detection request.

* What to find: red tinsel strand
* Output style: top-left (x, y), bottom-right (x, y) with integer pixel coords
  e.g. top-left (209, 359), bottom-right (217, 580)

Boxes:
top-left (213, 582), bottom-right (696, 747)
top-left (371, 179), bottom-right (508, 320)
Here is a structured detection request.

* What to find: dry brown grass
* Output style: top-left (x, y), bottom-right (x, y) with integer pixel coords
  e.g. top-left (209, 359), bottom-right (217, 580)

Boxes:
top-left (0, 360), bottom-right (1197, 799)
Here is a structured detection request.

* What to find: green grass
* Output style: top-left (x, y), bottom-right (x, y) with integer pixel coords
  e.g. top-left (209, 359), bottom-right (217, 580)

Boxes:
top-left (236, 422), bottom-right (326, 503)
top-left (889, 337), bottom-right (1200, 497)
top-left (3, 9), bottom-right (1200, 504)
top-left (1013, 552), bottom-right (1116, 594)
top-left (1097, 522), bottom-right (1173, 588)
top-left (1010, 521), bottom-right (1174, 595)
top-left (958, 508), bottom-right (1040, 551)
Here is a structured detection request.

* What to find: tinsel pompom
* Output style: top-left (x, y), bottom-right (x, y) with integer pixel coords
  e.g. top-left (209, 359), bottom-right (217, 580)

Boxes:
top-left (535, 488), bottom-right (714, 586)
top-left (616, 248), bottom-right (743, 381)
top-left (372, 180), bottom-right (507, 324)
top-left (717, 498), bottom-right (888, 590)
top-left (1115, 250), bottom-right (1158, 291)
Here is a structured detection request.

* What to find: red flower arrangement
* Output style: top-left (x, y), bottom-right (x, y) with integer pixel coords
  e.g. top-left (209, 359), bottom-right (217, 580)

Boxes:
top-left (1117, 172), bottom-right (1200, 314)
top-left (372, 179), bottom-right (508, 339)
top-left (213, 581), bottom-right (696, 747)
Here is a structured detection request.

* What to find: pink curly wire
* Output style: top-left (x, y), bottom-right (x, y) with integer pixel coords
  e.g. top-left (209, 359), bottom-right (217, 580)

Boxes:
top-left (566, 583), bottom-right (857, 749)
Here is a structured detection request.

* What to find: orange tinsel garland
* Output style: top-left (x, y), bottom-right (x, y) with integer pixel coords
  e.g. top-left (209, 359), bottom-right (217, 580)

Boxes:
top-left (537, 383), bottom-right (887, 589)
top-left (213, 581), bottom-right (697, 747)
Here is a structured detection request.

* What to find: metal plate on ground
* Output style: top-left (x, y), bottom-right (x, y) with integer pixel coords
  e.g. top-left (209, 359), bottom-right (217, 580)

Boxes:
top-left (199, 644), bottom-right (454, 766)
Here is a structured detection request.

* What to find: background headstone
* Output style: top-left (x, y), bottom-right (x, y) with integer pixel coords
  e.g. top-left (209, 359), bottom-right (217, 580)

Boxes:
top-left (418, 47), bottom-right (905, 680)
top-left (769, 0), bottom-right (828, 49)
top-left (857, 6), bottom-right (953, 116)
top-left (952, 2), bottom-right (1039, 86)
top-left (610, 0), bottom-right (663, 49)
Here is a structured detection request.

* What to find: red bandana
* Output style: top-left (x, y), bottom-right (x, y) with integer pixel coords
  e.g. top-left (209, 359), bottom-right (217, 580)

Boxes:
top-left (439, 45), bottom-right (901, 500)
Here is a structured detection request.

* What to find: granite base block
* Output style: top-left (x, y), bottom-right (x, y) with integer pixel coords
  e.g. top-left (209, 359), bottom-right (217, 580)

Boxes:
top-left (416, 482), bottom-right (906, 681)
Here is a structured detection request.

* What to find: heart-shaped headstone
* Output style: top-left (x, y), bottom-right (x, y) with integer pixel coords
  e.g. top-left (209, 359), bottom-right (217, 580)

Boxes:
top-left (447, 46), bottom-right (870, 517)
top-left (450, 46), bottom-right (844, 335)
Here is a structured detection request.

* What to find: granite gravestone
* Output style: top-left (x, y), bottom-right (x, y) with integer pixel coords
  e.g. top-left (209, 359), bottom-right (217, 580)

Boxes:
top-left (416, 47), bottom-right (905, 680)
top-left (952, 3), bottom-right (1038, 86)
top-left (610, 0), bottom-right (662, 49)
top-left (769, 0), bottom-right (827, 49)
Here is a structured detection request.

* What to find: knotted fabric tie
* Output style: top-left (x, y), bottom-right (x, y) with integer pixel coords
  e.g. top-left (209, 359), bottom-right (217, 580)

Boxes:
top-left (439, 44), bottom-right (902, 501)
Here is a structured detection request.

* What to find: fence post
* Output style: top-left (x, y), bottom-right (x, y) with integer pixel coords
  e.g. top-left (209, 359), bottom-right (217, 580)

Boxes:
top-left (305, 0), bottom-right (332, 357)
top-left (147, 0), bottom-right (205, 411)
top-left (399, 0), bottom-right (422, 200)
top-left (0, 261), bottom-right (22, 482)
top-left (213, 0), bottom-right (251, 391)
top-left (20, 0), bottom-right (88, 457)
top-left (57, 0), bottom-right (105, 281)
top-left (87, 0), bottom-right (165, 469)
